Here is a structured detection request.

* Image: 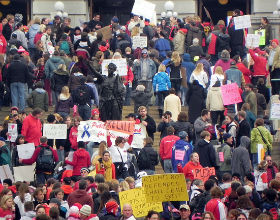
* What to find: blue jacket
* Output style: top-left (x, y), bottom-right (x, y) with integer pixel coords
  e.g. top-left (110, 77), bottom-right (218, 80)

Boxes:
top-left (153, 71), bottom-right (171, 92)
top-left (171, 139), bottom-right (193, 172)
top-left (162, 58), bottom-right (171, 75)
top-left (225, 66), bottom-right (243, 87)
top-left (28, 24), bottom-right (40, 48)
top-left (181, 53), bottom-right (195, 82)
top-left (155, 38), bottom-right (171, 58)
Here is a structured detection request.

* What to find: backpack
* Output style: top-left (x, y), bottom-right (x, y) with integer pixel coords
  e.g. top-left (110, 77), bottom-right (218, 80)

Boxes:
top-left (137, 149), bottom-right (151, 171)
top-left (75, 85), bottom-right (90, 105)
top-left (190, 192), bottom-right (209, 218)
top-left (36, 146), bottom-right (55, 172)
top-left (60, 41), bottom-right (70, 55)
top-left (269, 208), bottom-right (279, 220)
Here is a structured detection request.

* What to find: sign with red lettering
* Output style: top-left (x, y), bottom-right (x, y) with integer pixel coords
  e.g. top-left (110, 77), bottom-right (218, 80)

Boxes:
top-left (106, 121), bottom-right (135, 135)
top-left (221, 83), bottom-right (242, 105)
top-left (193, 167), bottom-right (216, 182)
top-left (77, 120), bottom-right (107, 142)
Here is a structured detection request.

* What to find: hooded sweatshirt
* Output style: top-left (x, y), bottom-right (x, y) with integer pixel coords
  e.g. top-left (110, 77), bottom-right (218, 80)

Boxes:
top-left (194, 139), bottom-right (216, 168)
top-left (21, 114), bottom-right (42, 146)
top-left (67, 189), bottom-right (94, 209)
top-left (55, 94), bottom-right (73, 114)
top-left (20, 210), bottom-right (36, 220)
top-left (28, 23), bottom-right (40, 48)
top-left (27, 88), bottom-right (48, 112)
top-left (181, 53), bottom-right (195, 82)
top-left (44, 56), bottom-right (65, 79)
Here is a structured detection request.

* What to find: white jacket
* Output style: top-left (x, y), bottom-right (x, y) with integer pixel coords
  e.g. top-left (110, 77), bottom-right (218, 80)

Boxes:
top-left (14, 193), bottom-right (32, 216)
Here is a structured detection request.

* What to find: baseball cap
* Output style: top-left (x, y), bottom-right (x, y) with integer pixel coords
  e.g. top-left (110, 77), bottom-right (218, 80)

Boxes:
top-left (223, 133), bottom-right (232, 141)
top-left (179, 204), bottom-right (190, 210)
top-left (179, 131), bottom-right (188, 139)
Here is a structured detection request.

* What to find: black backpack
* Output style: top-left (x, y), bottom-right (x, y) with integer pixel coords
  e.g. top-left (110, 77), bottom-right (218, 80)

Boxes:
top-left (75, 85), bottom-right (90, 105)
top-left (190, 191), bottom-right (210, 218)
top-left (36, 146), bottom-right (55, 172)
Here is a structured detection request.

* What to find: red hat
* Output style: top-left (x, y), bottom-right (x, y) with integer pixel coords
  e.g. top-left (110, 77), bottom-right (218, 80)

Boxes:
top-left (271, 39), bottom-right (279, 45)
top-left (18, 46), bottom-right (25, 53)
top-left (91, 108), bottom-right (100, 116)
top-left (105, 201), bottom-right (119, 214)
top-left (73, 203), bottom-right (82, 210)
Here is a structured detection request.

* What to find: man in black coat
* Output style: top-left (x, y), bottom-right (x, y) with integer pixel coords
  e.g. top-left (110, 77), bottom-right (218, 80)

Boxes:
top-left (236, 110), bottom-right (251, 146)
top-left (138, 106), bottom-right (156, 140)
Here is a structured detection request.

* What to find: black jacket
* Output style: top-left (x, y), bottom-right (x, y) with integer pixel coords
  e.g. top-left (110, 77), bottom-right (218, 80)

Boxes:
top-left (72, 84), bottom-right (94, 105)
top-left (137, 144), bottom-right (159, 171)
top-left (2, 23), bottom-right (12, 41)
top-left (131, 91), bottom-right (152, 113)
top-left (217, 33), bottom-right (231, 53)
top-left (236, 119), bottom-right (251, 146)
top-left (194, 139), bottom-right (217, 168)
top-left (140, 115), bottom-right (156, 140)
top-left (157, 121), bottom-right (172, 139)
top-left (171, 121), bottom-right (194, 141)
top-left (7, 60), bottom-right (30, 85)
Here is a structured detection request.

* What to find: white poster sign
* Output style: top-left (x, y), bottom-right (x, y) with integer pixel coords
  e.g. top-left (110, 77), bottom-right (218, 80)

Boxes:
top-left (17, 143), bottom-right (35, 160)
top-left (7, 123), bottom-right (17, 142)
top-left (43, 124), bottom-right (67, 139)
top-left (14, 164), bottom-right (35, 182)
top-left (132, 36), bottom-right (148, 49)
top-left (102, 59), bottom-right (128, 76)
top-left (0, 165), bottom-right (14, 184)
top-left (131, 124), bottom-right (147, 149)
top-left (77, 120), bottom-right (107, 142)
top-left (270, 103), bottom-right (280, 120)
top-left (132, 0), bottom-right (156, 20)
top-left (246, 34), bottom-right (260, 48)
top-left (234, 15), bottom-right (251, 30)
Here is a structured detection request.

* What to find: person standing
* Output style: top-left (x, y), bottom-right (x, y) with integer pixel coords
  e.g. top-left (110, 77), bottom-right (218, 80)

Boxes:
top-left (138, 106), bottom-right (156, 140)
top-left (259, 17), bottom-right (272, 47)
top-left (155, 31), bottom-right (171, 58)
top-left (243, 83), bottom-right (258, 117)
top-left (224, 61), bottom-right (244, 87)
top-left (265, 155), bottom-right (278, 183)
top-left (182, 152), bottom-right (203, 180)
top-left (6, 54), bottom-right (30, 111)
top-left (164, 88), bottom-right (181, 122)
top-left (173, 22), bottom-right (188, 55)
top-left (236, 111), bottom-right (251, 147)
top-left (248, 49), bottom-right (268, 85)
top-left (194, 109), bottom-right (211, 142)
top-left (271, 39), bottom-right (280, 95)
top-left (119, 204), bottom-right (136, 220)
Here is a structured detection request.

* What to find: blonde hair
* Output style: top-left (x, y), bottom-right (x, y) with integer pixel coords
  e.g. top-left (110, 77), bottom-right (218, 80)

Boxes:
top-left (125, 177), bottom-right (135, 184)
top-left (58, 64), bottom-right (67, 72)
top-left (98, 141), bottom-right (107, 157)
top-left (72, 56), bottom-right (78, 62)
top-left (112, 52), bottom-right (122, 59)
top-left (158, 64), bottom-right (166, 72)
top-left (119, 181), bottom-right (130, 191)
top-left (193, 63), bottom-right (204, 75)
top-left (37, 58), bottom-right (44, 66)
top-left (131, 26), bottom-right (140, 37)
top-left (39, 24), bottom-right (46, 33)
top-left (171, 51), bottom-right (181, 67)
top-left (60, 86), bottom-right (70, 99)
top-left (6, 14), bottom-right (14, 22)
top-left (0, 195), bottom-right (13, 210)
top-left (215, 66), bottom-right (224, 76)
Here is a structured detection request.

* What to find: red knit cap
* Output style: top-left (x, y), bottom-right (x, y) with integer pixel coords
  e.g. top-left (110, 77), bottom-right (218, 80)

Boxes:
top-left (271, 39), bottom-right (279, 45)
top-left (105, 201), bottom-right (119, 214)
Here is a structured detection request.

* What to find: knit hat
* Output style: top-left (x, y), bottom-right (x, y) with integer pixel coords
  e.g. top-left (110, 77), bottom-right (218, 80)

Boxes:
top-left (271, 39), bottom-right (279, 45)
top-left (105, 201), bottom-right (119, 214)
top-left (111, 16), bottom-right (119, 23)
top-left (80, 205), bottom-right (91, 216)
top-left (18, 46), bottom-right (25, 53)
top-left (69, 206), bottom-right (80, 217)
top-left (179, 131), bottom-right (188, 139)
top-left (91, 108), bottom-right (100, 116)
top-left (10, 106), bottom-right (19, 112)
top-left (73, 203), bottom-right (82, 210)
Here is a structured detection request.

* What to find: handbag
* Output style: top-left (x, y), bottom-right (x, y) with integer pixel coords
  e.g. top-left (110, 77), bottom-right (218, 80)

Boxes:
top-left (257, 127), bottom-right (271, 155)
top-left (115, 148), bottom-right (129, 179)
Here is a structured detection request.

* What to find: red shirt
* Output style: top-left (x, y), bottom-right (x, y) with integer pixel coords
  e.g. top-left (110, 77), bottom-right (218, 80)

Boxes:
top-left (236, 62), bottom-right (252, 84)
top-left (249, 49), bottom-right (269, 77)
top-left (159, 135), bottom-right (180, 160)
top-left (69, 126), bottom-right (78, 150)
top-left (21, 114), bottom-right (42, 146)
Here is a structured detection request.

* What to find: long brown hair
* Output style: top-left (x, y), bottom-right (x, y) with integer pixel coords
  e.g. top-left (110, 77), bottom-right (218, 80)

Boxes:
top-left (18, 182), bottom-right (29, 203)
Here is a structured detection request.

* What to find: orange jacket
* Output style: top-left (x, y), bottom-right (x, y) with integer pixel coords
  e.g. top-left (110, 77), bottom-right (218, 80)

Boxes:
top-left (183, 161), bottom-right (203, 180)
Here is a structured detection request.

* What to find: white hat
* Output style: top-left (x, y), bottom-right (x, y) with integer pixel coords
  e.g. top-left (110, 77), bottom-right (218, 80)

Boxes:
top-left (80, 205), bottom-right (92, 216)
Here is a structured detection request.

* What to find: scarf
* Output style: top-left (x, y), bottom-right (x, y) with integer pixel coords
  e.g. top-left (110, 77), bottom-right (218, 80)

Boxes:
top-left (103, 159), bottom-right (113, 181)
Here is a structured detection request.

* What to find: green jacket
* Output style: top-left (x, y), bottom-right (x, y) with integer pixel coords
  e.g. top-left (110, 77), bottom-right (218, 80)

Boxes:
top-left (27, 88), bottom-right (49, 112)
top-left (250, 126), bottom-right (273, 153)
top-left (216, 143), bottom-right (232, 172)
top-left (0, 144), bottom-right (11, 166)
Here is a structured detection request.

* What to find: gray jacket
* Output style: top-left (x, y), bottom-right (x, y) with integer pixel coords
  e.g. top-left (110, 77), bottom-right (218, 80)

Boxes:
top-left (231, 136), bottom-right (252, 177)
top-left (194, 117), bottom-right (207, 141)
top-left (133, 58), bottom-right (156, 81)
top-left (12, 29), bottom-right (28, 49)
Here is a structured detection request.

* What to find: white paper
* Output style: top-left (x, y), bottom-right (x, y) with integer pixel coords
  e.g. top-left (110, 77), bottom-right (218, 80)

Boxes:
top-left (132, 36), bottom-right (147, 49)
top-left (101, 58), bottom-right (128, 76)
top-left (43, 124), bottom-right (67, 139)
top-left (13, 164), bottom-right (35, 182)
top-left (234, 15), bottom-right (251, 30)
top-left (246, 34), bottom-right (260, 48)
top-left (77, 120), bottom-right (107, 142)
top-left (0, 165), bottom-right (14, 184)
top-left (17, 143), bottom-right (35, 160)
top-left (131, 124), bottom-right (147, 149)
top-left (65, 151), bottom-right (74, 170)
top-left (7, 123), bottom-right (18, 142)
top-left (132, 0), bottom-right (156, 20)
top-left (270, 103), bottom-right (280, 120)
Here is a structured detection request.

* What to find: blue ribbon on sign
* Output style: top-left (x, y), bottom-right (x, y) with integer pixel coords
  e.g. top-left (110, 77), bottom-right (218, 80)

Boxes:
top-left (81, 125), bottom-right (90, 138)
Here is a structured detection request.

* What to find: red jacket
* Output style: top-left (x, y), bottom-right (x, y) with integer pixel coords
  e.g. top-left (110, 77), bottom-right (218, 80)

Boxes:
top-left (34, 32), bottom-right (43, 45)
top-left (22, 144), bottom-right (59, 165)
top-left (21, 114), bottom-right (42, 146)
top-left (65, 148), bottom-right (91, 176)
top-left (208, 32), bottom-right (218, 55)
top-left (159, 135), bottom-right (180, 160)
top-left (67, 189), bottom-right (93, 209)
top-left (249, 49), bottom-right (268, 77)
top-left (236, 62), bottom-right (252, 84)
top-left (0, 207), bottom-right (14, 219)
top-left (267, 166), bottom-right (279, 183)
top-left (69, 126), bottom-right (78, 150)
top-left (205, 198), bottom-right (227, 220)
top-left (122, 66), bottom-right (134, 86)
top-left (182, 161), bottom-right (203, 180)
top-left (0, 34), bottom-right (7, 54)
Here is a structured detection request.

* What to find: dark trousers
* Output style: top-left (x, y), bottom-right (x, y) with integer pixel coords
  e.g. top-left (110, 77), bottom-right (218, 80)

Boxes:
top-left (251, 76), bottom-right (266, 86)
top-left (36, 173), bottom-right (53, 185)
top-left (271, 68), bottom-right (280, 95)
top-left (211, 110), bottom-right (225, 125)
top-left (78, 104), bottom-right (91, 120)
top-left (170, 79), bottom-right (182, 95)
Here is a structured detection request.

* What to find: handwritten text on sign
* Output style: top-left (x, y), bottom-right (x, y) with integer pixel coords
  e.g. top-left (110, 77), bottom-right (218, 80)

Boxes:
top-left (142, 174), bottom-right (189, 202)
top-left (234, 15), bottom-right (251, 30)
top-left (8, 123), bottom-right (18, 142)
top-left (194, 167), bottom-right (216, 182)
top-left (119, 188), bottom-right (162, 217)
top-left (106, 121), bottom-right (135, 135)
top-left (102, 58), bottom-right (128, 76)
top-left (77, 120), bottom-right (107, 142)
top-left (270, 103), bottom-right (280, 120)
top-left (246, 34), bottom-right (260, 48)
top-left (131, 124), bottom-right (147, 149)
top-left (221, 83), bottom-right (242, 105)
top-left (43, 124), bottom-right (67, 139)
top-left (132, 36), bottom-right (148, 49)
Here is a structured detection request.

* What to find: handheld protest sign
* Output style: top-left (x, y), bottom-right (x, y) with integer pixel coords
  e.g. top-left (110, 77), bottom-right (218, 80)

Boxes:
top-left (193, 167), bottom-right (216, 182)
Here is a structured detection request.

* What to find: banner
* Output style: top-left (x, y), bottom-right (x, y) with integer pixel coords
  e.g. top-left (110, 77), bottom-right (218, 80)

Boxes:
top-left (142, 174), bottom-right (189, 202)
top-left (102, 58), bottom-right (128, 76)
top-left (270, 103), bottom-right (280, 120)
top-left (221, 83), bottom-right (242, 105)
top-left (0, 165), bottom-right (14, 184)
top-left (43, 124), bottom-right (67, 139)
top-left (234, 15), bottom-right (251, 30)
top-left (131, 124), bottom-right (147, 149)
top-left (7, 123), bottom-right (17, 142)
top-left (108, 130), bottom-right (129, 145)
top-left (17, 143), bottom-right (35, 160)
top-left (106, 121), bottom-right (135, 135)
top-left (119, 188), bottom-right (163, 217)
top-left (193, 167), bottom-right (216, 182)
top-left (14, 164), bottom-right (35, 182)
top-left (258, 144), bottom-right (265, 163)
top-left (77, 120), bottom-right (106, 142)
top-left (132, 36), bottom-right (147, 49)
top-left (132, 0), bottom-right (156, 20)
top-left (246, 34), bottom-right (260, 48)
top-left (255, 29), bottom-right (266, 46)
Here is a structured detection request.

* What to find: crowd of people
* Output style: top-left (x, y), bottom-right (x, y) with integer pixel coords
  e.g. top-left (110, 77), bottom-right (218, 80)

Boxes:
top-left (0, 7), bottom-right (280, 220)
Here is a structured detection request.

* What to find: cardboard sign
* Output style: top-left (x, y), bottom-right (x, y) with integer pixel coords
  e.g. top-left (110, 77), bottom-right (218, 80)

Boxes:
top-left (101, 58), bottom-right (128, 76)
top-left (255, 29), bottom-right (266, 46)
top-left (221, 83), bottom-right (242, 105)
top-left (246, 34), bottom-right (260, 48)
top-left (234, 15), bottom-right (251, 30)
top-left (7, 123), bottom-right (17, 142)
top-left (131, 124), bottom-right (147, 149)
top-left (270, 103), bottom-right (280, 120)
top-left (258, 144), bottom-right (265, 163)
top-left (132, 0), bottom-right (156, 20)
top-left (17, 143), bottom-right (35, 160)
top-left (0, 165), bottom-right (14, 184)
top-left (77, 120), bottom-right (107, 142)
top-left (193, 167), bottom-right (216, 182)
top-left (65, 151), bottom-right (74, 170)
top-left (132, 36), bottom-right (147, 49)
top-left (14, 164), bottom-right (35, 182)
top-left (43, 124), bottom-right (67, 139)
top-left (107, 130), bottom-right (130, 145)
top-left (119, 188), bottom-right (163, 217)
top-left (142, 174), bottom-right (189, 202)
top-left (106, 121), bottom-right (135, 135)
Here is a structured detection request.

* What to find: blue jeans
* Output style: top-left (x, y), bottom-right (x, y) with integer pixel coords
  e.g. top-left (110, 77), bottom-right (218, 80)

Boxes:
top-left (78, 104), bottom-right (91, 120)
top-left (36, 173), bottom-right (53, 185)
top-left (10, 82), bottom-right (25, 111)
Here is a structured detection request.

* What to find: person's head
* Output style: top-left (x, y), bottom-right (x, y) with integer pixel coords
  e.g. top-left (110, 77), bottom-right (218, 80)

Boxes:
top-left (3, 179), bottom-right (12, 189)
top-left (261, 17), bottom-right (269, 25)
top-left (190, 152), bottom-right (199, 164)
top-left (204, 179), bottom-right (215, 191)
top-left (115, 137), bottom-right (126, 148)
top-left (74, 116), bottom-right (82, 127)
top-left (119, 181), bottom-right (130, 192)
top-left (210, 186), bottom-right (223, 198)
top-left (194, 63), bottom-right (204, 75)
top-left (163, 111), bottom-right (172, 120)
top-left (24, 201), bottom-right (34, 212)
top-left (236, 195), bottom-right (254, 209)
top-left (79, 180), bottom-right (87, 190)
top-left (39, 136), bottom-right (48, 145)
top-left (32, 108), bottom-right (43, 119)
top-left (179, 131), bottom-right (188, 141)
top-left (97, 183), bottom-right (109, 194)
top-left (228, 210), bottom-right (241, 220)
top-left (177, 111), bottom-right (188, 122)
top-left (202, 212), bottom-right (215, 220)
top-left (122, 204), bottom-right (133, 219)
top-left (236, 213), bottom-right (248, 220)
top-left (179, 204), bottom-right (191, 220)
top-left (222, 173), bottom-right (232, 183)
top-left (93, 13), bottom-right (101, 21)
top-left (265, 155), bottom-right (273, 166)
top-left (167, 126), bottom-right (175, 135)
top-left (171, 51), bottom-right (181, 66)
top-left (271, 39), bottom-right (279, 49)
top-left (45, 25), bottom-right (52, 35)
top-left (95, 174), bottom-right (105, 184)
top-left (80, 205), bottom-right (92, 219)
top-left (80, 167), bottom-right (89, 177)
top-left (255, 118), bottom-right (264, 127)
top-left (275, 172), bottom-right (280, 182)
top-left (201, 109), bottom-right (210, 120)
top-left (49, 198), bottom-right (61, 209)
top-left (169, 88), bottom-right (176, 95)
top-left (36, 205), bottom-right (46, 215)
top-left (102, 151), bottom-right (111, 162)
top-left (249, 208), bottom-right (262, 220)
top-left (241, 103), bottom-right (250, 112)
top-left (215, 66), bottom-right (224, 76)
top-left (256, 214), bottom-right (273, 220)
top-left (105, 200), bottom-right (119, 216)
top-left (146, 210), bottom-right (160, 220)
top-left (125, 177), bottom-right (135, 189)
top-left (0, 195), bottom-right (13, 210)
top-left (236, 186), bottom-right (246, 197)
top-left (237, 111), bottom-right (246, 121)
top-left (201, 131), bottom-right (211, 141)
top-left (33, 188), bottom-right (44, 202)
top-left (144, 137), bottom-right (153, 147)
top-left (138, 106), bottom-right (147, 117)
top-left (245, 83), bottom-right (253, 92)
top-left (0, 188), bottom-right (13, 201)
top-left (223, 133), bottom-right (233, 145)
top-left (193, 179), bottom-right (204, 190)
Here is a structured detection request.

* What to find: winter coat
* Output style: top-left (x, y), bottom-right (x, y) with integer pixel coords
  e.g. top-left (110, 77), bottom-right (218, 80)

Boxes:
top-left (256, 92), bottom-right (267, 117)
top-left (137, 144), bottom-right (159, 171)
top-left (194, 139), bottom-right (216, 168)
top-left (216, 143), bottom-right (232, 172)
top-left (28, 23), bottom-right (40, 48)
top-left (171, 121), bottom-right (194, 141)
top-left (55, 94), bottom-right (74, 115)
top-left (65, 148), bottom-right (91, 176)
top-left (236, 62), bottom-right (252, 84)
top-left (189, 45), bottom-right (203, 62)
top-left (41, 33), bottom-right (53, 53)
top-left (116, 39), bottom-right (131, 54)
top-left (182, 161), bottom-right (203, 180)
top-left (249, 49), bottom-right (268, 77)
top-left (139, 115), bottom-right (156, 140)
top-left (20, 211), bottom-right (36, 220)
top-left (131, 90), bottom-right (153, 113)
top-left (267, 165), bottom-right (278, 183)
top-left (133, 58), bottom-right (156, 81)
top-left (69, 126), bottom-right (78, 150)
top-left (68, 72), bottom-right (83, 92)
top-left (173, 29), bottom-right (187, 55)
top-left (231, 136), bottom-right (251, 178)
top-left (251, 126), bottom-right (273, 154)
top-left (164, 94), bottom-right (181, 122)
top-left (155, 38), bottom-right (171, 58)
top-left (153, 71), bottom-right (171, 92)
top-left (181, 53), bottom-right (195, 82)
top-left (2, 23), bottom-right (12, 41)
top-left (228, 19), bottom-right (245, 47)
top-left (52, 69), bottom-right (69, 93)
top-left (205, 198), bottom-right (227, 220)
top-left (254, 170), bottom-right (268, 192)
top-left (214, 59), bottom-right (231, 73)
top-left (236, 119), bottom-right (251, 147)
top-left (206, 87), bottom-right (224, 111)
top-left (21, 114), bottom-right (42, 146)
top-left (122, 66), bottom-right (134, 86)
top-left (12, 29), bottom-right (28, 49)
top-left (0, 34), bottom-right (7, 54)
top-left (86, 82), bottom-right (99, 106)
top-left (185, 26), bottom-right (203, 52)
top-left (67, 189), bottom-right (93, 209)
top-left (44, 56), bottom-right (65, 79)
top-left (166, 61), bottom-right (182, 79)
top-left (189, 71), bottom-right (208, 88)
top-left (171, 139), bottom-right (193, 172)
top-left (244, 91), bottom-right (257, 116)
top-left (225, 66), bottom-right (244, 87)
top-left (27, 88), bottom-right (49, 112)
top-left (159, 135), bottom-right (180, 160)
top-left (157, 121), bottom-right (172, 139)
top-left (7, 60), bottom-right (30, 85)
top-left (14, 193), bottom-right (32, 217)
top-left (217, 33), bottom-right (231, 53)
top-left (186, 81), bottom-right (206, 123)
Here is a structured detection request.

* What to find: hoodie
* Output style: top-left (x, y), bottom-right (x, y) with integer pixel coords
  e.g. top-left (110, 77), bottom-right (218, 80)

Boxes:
top-left (28, 23), bottom-right (40, 48)
top-left (44, 56), bottom-right (65, 79)
top-left (52, 68), bottom-right (69, 92)
top-left (194, 139), bottom-right (216, 168)
top-left (20, 211), bottom-right (36, 220)
top-left (14, 193), bottom-right (32, 216)
top-left (182, 53), bottom-right (195, 82)
top-left (27, 88), bottom-right (48, 112)
top-left (67, 189), bottom-right (94, 209)
top-left (55, 94), bottom-right (73, 115)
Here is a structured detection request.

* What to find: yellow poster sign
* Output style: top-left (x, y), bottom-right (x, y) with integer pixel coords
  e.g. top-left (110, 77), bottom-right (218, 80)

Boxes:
top-left (255, 29), bottom-right (265, 46)
top-left (119, 188), bottom-right (163, 217)
top-left (142, 174), bottom-right (189, 202)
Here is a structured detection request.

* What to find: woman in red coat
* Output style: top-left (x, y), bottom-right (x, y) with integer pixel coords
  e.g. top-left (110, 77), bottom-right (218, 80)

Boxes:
top-left (182, 152), bottom-right (203, 180)
top-left (69, 116), bottom-right (82, 150)
top-left (0, 195), bottom-right (14, 219)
